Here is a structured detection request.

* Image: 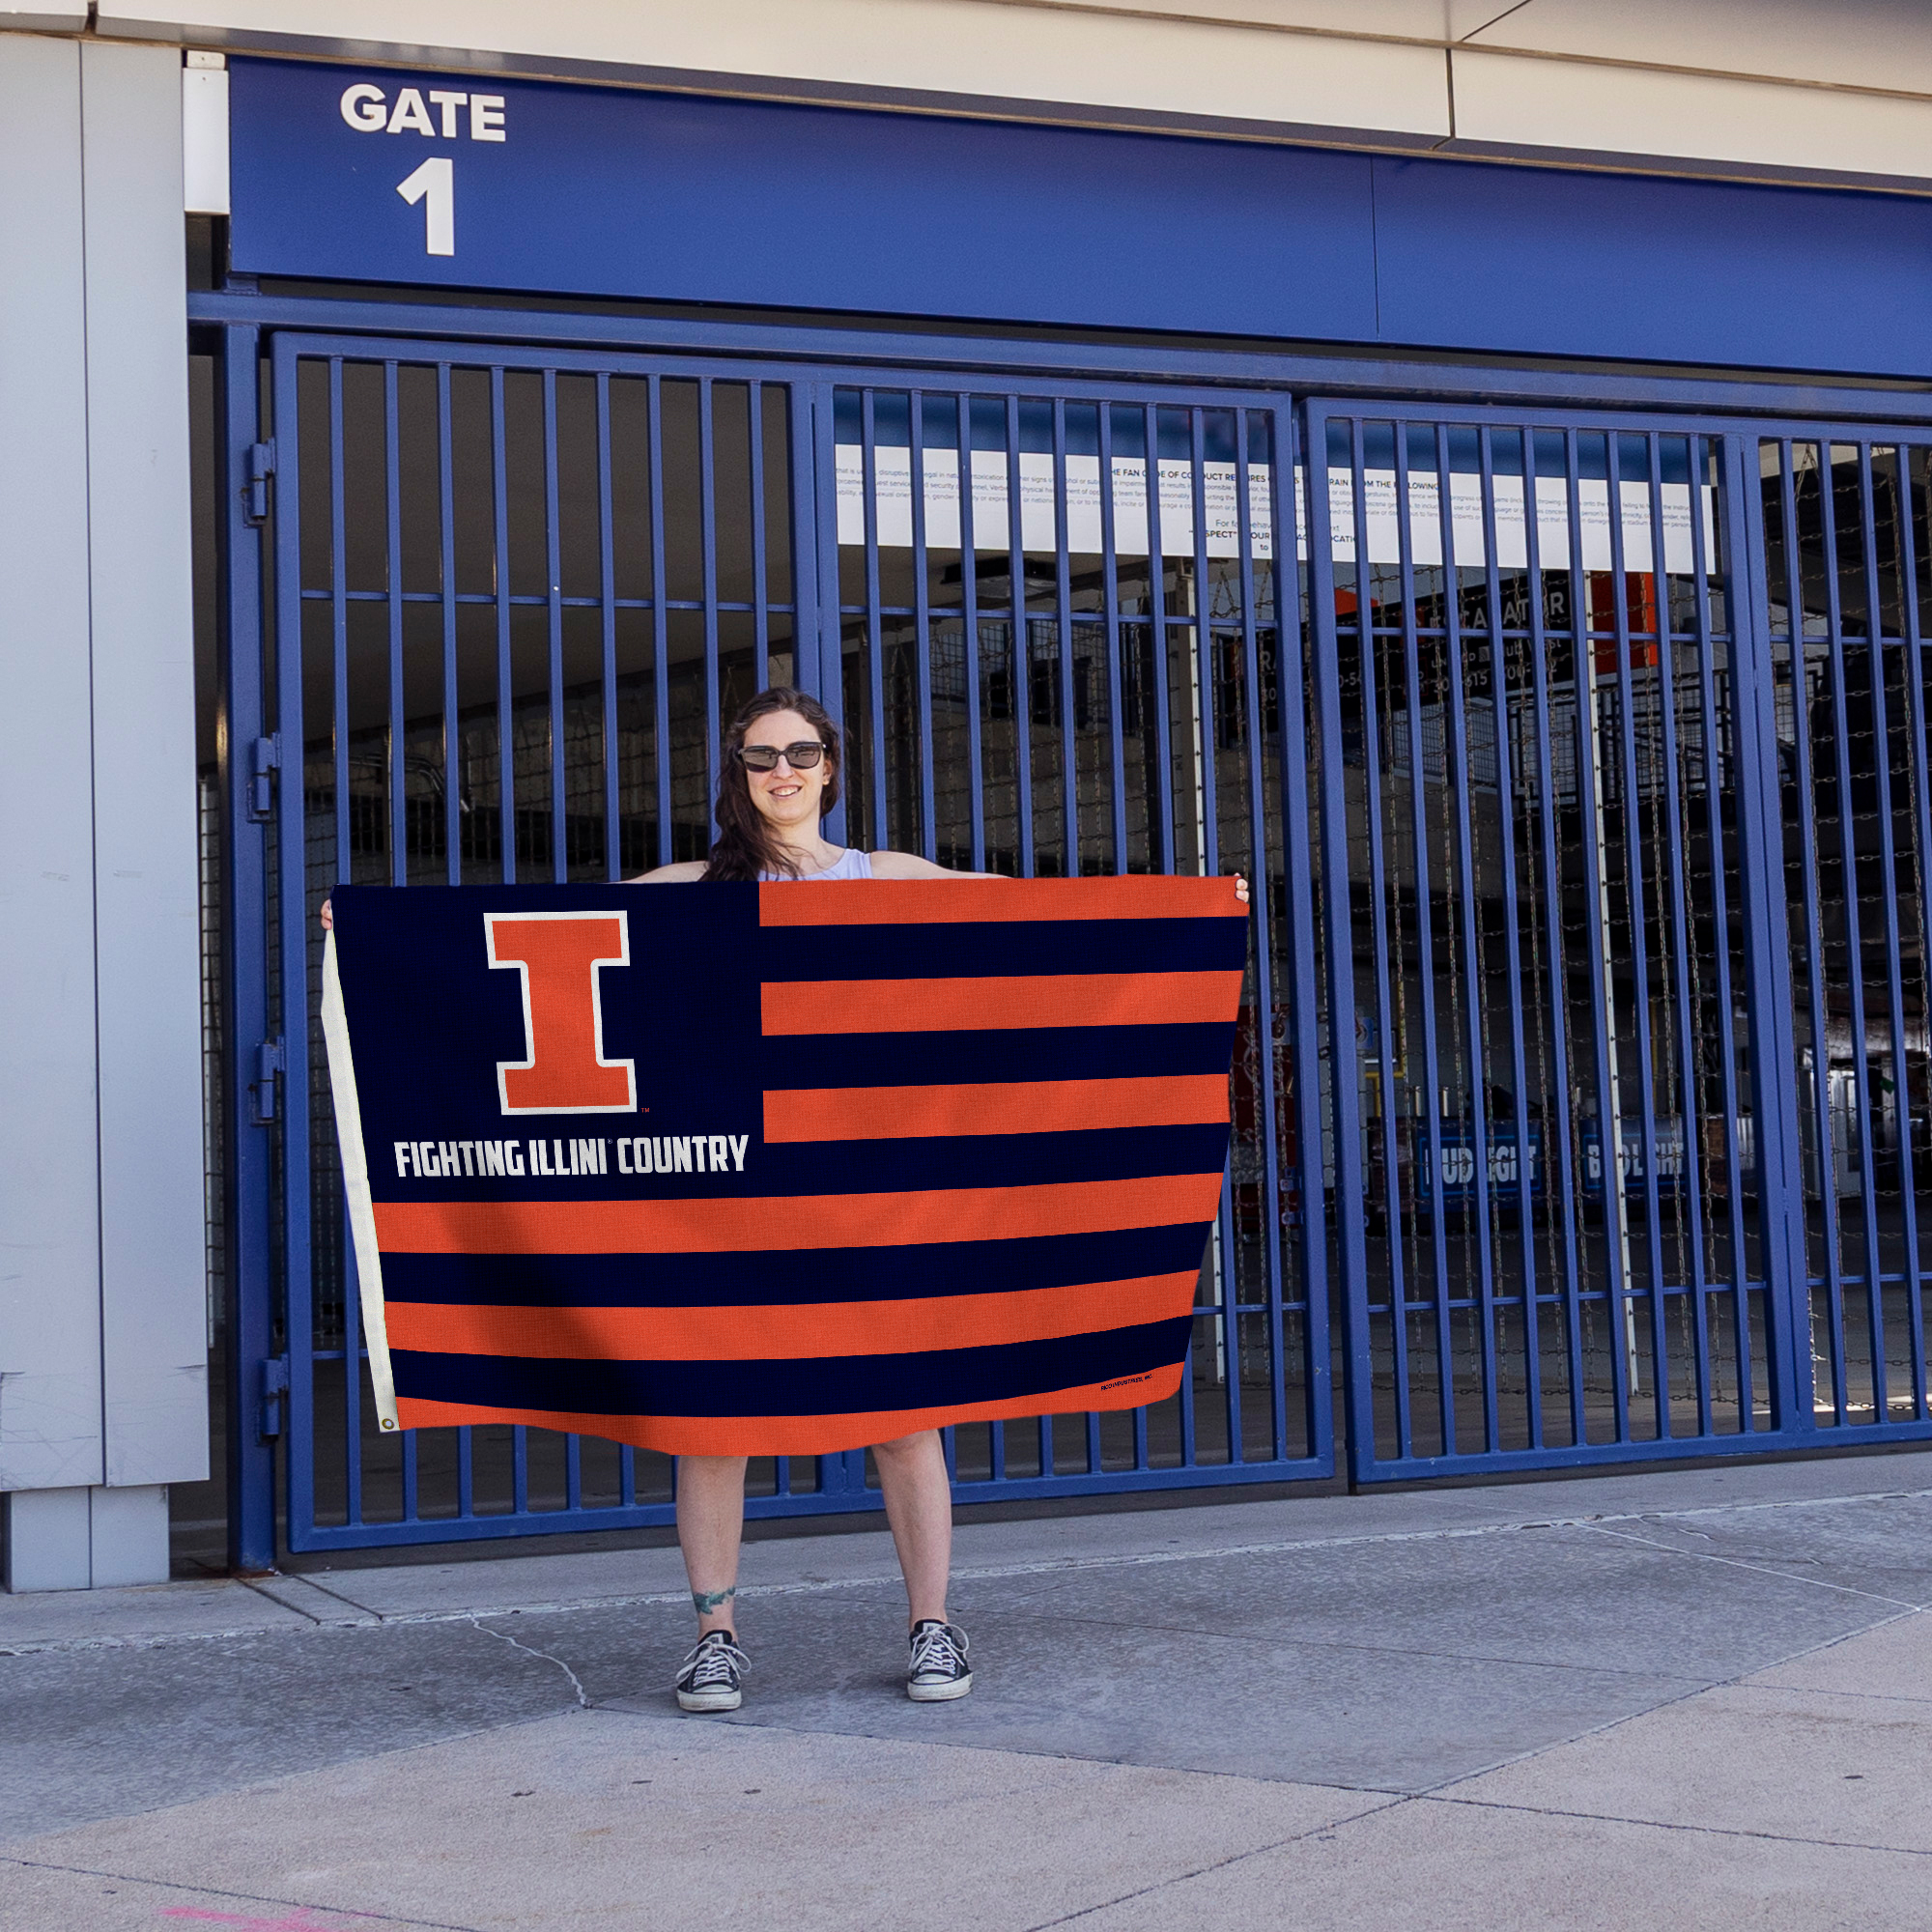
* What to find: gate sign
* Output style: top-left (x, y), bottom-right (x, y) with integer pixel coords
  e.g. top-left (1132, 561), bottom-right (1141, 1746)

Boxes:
top-left (320, 877), bottom-right (1245, 1456)
top-left (222, 56), bottom-right (1369, 333)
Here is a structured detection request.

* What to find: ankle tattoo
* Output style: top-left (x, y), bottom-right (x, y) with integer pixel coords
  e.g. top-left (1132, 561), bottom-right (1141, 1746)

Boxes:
top-left (692, 1584), bottom-right (737, 1616)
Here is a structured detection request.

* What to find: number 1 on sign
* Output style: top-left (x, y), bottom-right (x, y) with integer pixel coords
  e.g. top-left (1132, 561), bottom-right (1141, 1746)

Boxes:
top-left (397, 157), bottom-right (454, 256)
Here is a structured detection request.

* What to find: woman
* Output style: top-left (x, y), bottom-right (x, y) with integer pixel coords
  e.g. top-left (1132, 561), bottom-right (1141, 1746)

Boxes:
top-left (643, 686), bottom-right (1247, 1717)
top-left (637, 686), bottom-right (981, 1715)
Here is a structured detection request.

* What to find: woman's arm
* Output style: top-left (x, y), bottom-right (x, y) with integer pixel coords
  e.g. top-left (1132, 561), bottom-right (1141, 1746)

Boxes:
top-left (866, 851), bottom-right (995, 881)
top-left (869, 850), bottom-right (1250, 903)
top-left (625, 861), bottom-right (710, 884)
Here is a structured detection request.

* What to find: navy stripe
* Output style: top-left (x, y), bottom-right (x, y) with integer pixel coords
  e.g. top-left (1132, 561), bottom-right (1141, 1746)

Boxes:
top-left (382, 1220), bottom-right (1213, 1309)
top-left (761, 917), bottom-right (1246, 981)
top-left (391, 1315), bottom-right (1194, 1417)
top-left (763, 1021), bottom-right (1238, 1088)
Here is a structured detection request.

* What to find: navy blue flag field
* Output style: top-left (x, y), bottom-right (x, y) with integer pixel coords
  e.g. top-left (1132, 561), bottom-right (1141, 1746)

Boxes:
top-left (320, 876), bottom-right (1247, 1456)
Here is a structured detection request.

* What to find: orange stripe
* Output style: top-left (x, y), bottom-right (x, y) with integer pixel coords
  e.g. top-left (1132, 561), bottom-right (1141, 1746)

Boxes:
top-left (371, 1172), bottom-right (1224, 1256)
top-left (392, 1362), bottom-right (1185, 1457)
top-left (761, 970), bottom-right (1242, 1036)
top-left (384, 1272), bottom-right (1196, 1362)
top-left (763, 1074), bottom-right (1228, 1143)
top-left (757, 874), bottom-right (1245, 926)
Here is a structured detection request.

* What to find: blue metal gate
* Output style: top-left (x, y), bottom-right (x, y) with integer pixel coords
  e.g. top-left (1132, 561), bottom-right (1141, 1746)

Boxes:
top-left (217, 314), bottom-right (1932, 1554)
top-left (1305, 402), bottom-right (1932, 1481)
top-left (246, 329), bottom-right (1332, 1551)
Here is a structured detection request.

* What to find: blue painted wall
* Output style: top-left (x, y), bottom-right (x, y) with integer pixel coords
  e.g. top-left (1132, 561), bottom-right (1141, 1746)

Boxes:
top-left (229, 56), bottom-right (1932, 381)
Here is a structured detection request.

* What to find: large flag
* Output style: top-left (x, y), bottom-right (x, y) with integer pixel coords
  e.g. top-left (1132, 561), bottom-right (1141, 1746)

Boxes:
top-left (321, 875), bottom-right (1246, 1456)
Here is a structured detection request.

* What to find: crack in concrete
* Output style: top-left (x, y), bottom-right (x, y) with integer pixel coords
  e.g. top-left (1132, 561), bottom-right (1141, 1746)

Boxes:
top-left (1577, 1522), bottom-right (1927, 1612)
top-left (1425, 1790), bottom-right (1932, 1859)
top-left (465, 1617), bottom-right (588, 1708)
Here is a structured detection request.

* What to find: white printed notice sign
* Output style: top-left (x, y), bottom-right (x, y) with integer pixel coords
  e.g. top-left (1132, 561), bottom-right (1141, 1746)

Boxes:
top-left (835, 447), bottom-right (1716, 576)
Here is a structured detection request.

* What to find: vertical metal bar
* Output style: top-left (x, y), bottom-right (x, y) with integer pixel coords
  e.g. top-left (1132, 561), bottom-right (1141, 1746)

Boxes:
top-left (222, 323), bottom-right (277, 1568)
top-left (1188, 411), bottom-right (1239, 1457)
top-left (908, 390), bottom-right (938, 860)
top-left (1145, 403), bottom-right (1178, 873)
top-left (1733, 432), bottom-right (1814, 1436)
top-left (748, 380), bottom-right (771, 691)
top-left (862, 389), bottom-right (889, 852)
top-left (457, 1419), bottom-right (474, 1519)
top-left (1236, 407), bottom-right (1291, 1460)
top-left (1476, 425), bottom-right (1543, 1450)
top-left (1436, 423), bottom-right (1500, 1453)
top-left (1891, 443), bottom-right (1932, 1420)
top-left (1522, 431), bottom-right (1589, 1447)
top-left (1644, 434), bottom-right (1714, 1436)
top-left (490, 367), bottom-right (515, 882)
top-left (648, 376), bottom-right (672, 867)
top-left (384, 361), bottom-right (406, 888)
top-left (1815, 443), bottom-right (1888, 1417)
top-left (543, 369), bottom-right (566, 882)
top-left (1688, 436), bottom-right (1756, 1428)
top-left (596, 373), bottom-right (620, 881)
top-left (438, 363), bottom-right (460, 887)
top-left (1605, 435), bottom-right (1671, 1427)
top-left (958, 393), bottom-right (987, 872)
top-left (1350, 415), bottom-right (1416, 1465)
top-left (1567, 428), bottom-right (1635, 1438)
top-left (1190, 411), bottom-right (1221, 870)
top-left (1053, 398), bottom-right (1078, 873)
top-left (328, 357), bottom-right (358, 1526)
top-left (698, 377), bottom-right (722, 846)
top-left (1856, 441), bottom-right (1915, 1422)
top-left (1273, 401), bottom-right (1334, 1469)
top-left (1006, 394), bottom-right (1036, 876)
top-left (1306, 405), bottom-right (1379, 1480)
top-left (1775, 439), bottom-right (1842, 1418)
top-left (1097, 402), bottom-right (1129, 871)
top-left (273, 345), bottom-right (318, 1548)
top-left (1393, 422), bottom-right (1455, 1457)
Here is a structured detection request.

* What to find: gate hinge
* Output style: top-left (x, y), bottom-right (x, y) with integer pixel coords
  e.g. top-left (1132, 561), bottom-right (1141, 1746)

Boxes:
top-left (248, 733), bottom-right (280, 820)
top-left (251, 1037), bottom-right (284, 1124)
top-left (260, 1355), bottom-right (290, 1440)
top-left (244, 440), bottom-right (275, 526)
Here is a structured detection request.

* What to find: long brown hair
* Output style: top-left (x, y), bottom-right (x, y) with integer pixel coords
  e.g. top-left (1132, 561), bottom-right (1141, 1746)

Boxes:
top-left (705, 687), bottom-right (844, 882)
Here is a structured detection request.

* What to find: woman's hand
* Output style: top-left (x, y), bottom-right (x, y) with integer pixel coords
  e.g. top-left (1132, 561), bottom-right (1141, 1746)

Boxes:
top-left (320, 898), bottom-right (332, 932)
top-left (1235, 874), bottom-right (1250, 906)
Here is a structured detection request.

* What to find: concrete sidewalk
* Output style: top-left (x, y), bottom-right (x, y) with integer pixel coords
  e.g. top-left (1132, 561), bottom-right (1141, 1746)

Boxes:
top-left (5, 1451), bottom-right (1931, 1929)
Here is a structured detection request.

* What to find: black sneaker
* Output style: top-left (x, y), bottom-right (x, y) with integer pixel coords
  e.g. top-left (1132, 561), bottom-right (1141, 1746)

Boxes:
top-left (675, 1631), bottom-right (749, 1713)
top-left (907, 1619), bottom-right (972, 1702)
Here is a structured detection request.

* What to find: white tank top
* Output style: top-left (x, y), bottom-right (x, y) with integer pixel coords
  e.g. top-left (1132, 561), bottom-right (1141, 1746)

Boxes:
top-left (760, 847), bottom-right (874, 883)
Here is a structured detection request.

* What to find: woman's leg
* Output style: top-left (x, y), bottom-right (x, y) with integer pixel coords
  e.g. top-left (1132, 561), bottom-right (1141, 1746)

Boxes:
top-left (871, 1430), bottom-right (952, 1627)
top-left (675, 1454), bottom-right (750, 1634)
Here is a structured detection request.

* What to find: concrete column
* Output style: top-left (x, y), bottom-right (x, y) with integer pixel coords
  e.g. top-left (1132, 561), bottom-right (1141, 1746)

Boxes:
top-left (0, 35), bottom-right (103, 1506)
top-left (0, 32), bottom-right (207, 1590)
top-left (1, 1485), bottom-right (171, 1592)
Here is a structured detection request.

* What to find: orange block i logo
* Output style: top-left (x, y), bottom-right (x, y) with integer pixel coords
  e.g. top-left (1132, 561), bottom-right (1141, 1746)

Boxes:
top-left (484, 911), bottom-right (638, 1115)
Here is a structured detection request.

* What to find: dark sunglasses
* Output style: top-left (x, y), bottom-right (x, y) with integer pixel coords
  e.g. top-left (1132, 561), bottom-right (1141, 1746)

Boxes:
top-left (737, 740), bottom-right (827, 772)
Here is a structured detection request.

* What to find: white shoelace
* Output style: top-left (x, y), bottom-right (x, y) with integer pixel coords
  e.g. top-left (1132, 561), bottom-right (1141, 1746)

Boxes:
top-left (909, 1623), bottom-right (968, 1678)
top-left (680, 1634), bottom-right (749, 1687)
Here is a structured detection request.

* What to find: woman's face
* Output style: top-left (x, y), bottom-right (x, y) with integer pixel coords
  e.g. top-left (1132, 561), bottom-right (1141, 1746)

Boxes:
top-left (740, 708), bottom-right (831, 834)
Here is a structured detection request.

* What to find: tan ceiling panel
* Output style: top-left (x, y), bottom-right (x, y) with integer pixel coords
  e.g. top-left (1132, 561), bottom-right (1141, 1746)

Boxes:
top-left (1458, 0), bottom-right (1932, 97)
top-left (1453, 46), bottom-right (1932, 182)
top-left (95, 0), bottom-right (1448, 136)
